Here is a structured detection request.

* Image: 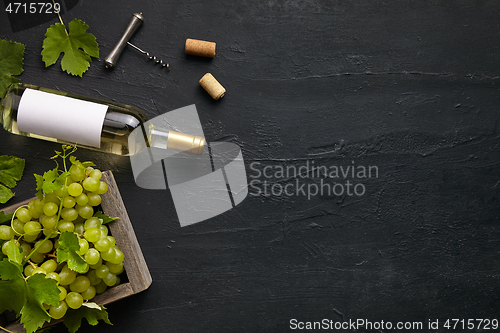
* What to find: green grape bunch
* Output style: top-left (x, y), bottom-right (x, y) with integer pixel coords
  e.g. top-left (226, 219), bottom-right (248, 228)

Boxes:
top-left (0, 145), bottom-right (120, 333)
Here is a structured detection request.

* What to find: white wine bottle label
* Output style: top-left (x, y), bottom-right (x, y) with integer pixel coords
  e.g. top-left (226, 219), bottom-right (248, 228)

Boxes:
top-left (17, 89), bottom-right (108, 148)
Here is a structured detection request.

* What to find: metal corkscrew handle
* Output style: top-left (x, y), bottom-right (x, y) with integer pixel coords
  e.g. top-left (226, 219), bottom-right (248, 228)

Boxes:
top-left (104, 13), bottom-right (144, 69)
top-left (104, 13), bottom-right (169, 70)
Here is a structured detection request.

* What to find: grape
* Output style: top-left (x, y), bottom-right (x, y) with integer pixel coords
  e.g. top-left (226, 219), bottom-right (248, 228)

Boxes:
top-left (70, 275), bottom-right (91, 293)
top-left (84, 217), bottom-right (101, 230)
top-left (83, 177), bottom-right (100, 192)
top-left (90, 169), bottom-right (102, 180)
top-left (58, 285), bottom-right (67, 301)
top-left (12, 219), bottom-right (25, 235)
top-left (95, 265), bottom-right (110, 279)
top-left (89, 257), bottom-right (103, 269)
top-left (59, 268), bottom-right (77, 285)
top-left (99, 225), bottom-right (108, 236)
top-left (81, 285), bottom-right (97, 300)
top-left (28, 200), bottom-right (42, 219)
top-left (20, 242), bottom-right (31, 259)
top-left (24, 221), bottom-right (42, 236)
top-left (23, 233), bottom-right (38, 243)
top-left (84, 228), bottom-right (101, 243)
top-left (32, 267), bottom-right (47, 275)
top-left (66, 292), bottom-right (83, 309)
top-left (32, 198), bottom-right (44, 213)
top-left (53, 185), bottom-right (68, 198)
top-left (95, 281), bottom-right (107, 294)
top-left (68, 182), bottom-right (83, 197)
top-left (63, 196), bottom-right (76, 208)
top-left (61, 208), bottom-right (78, 221)
top-left (58, 220), bottom-right (75, 232)
top-left (102, 272), bottom-right (117, 287)
top-left (106, 262), bottom-right (124, 275)
top-left (41, 215), bottom-right (58, 229)
top-left (74, 222), bottom-right (85, 235)
top-left (41, 259), bottom-right (58, 273)
top-left (0, 225), bottom-right (14, 240)
top-left (43, 228), bottom-right (57, 238)
top-left (30, 251), bottom-right (45, 264)
top-left (96, 181), bottom-right (108, 195)
top-left (94, 238), bottom-right (111, 252)
top-left (109, 247), bottom-right (125, 265)
top-left (76, 204), bottom-right (94, 219)
top-left (16, 207), bottom-right (32, 223)
top-left (75, 193), bottom-right (89, 206)
top-left (87, 269), bottom-right (102, 285)
top-left (69, 163), bottom-right (85, 182)
top-left (84, 248), bottom-right (100, 265)
top-left (44, 193), bottom-right (60, 205)
top-left (24, 265), bottom-right (34, 276)
top-left (35, 239), bottom-right (53, 253)
top-left (46, 272), bottom-right (61, 284)
top-left (43, 202), bottom-right (59, 216)
top-left (76, 238), bottom-right (89, 255)
top-left (114, 275), bottom-right (121, 287)
top-left (50, 301), bottom-right (68, 319)
top-left (100, 247), bottom-right (115, 262)
top-left (107, 236), bottom-right (116, 247)
top-left (87, 193), bottom-right (102, 206)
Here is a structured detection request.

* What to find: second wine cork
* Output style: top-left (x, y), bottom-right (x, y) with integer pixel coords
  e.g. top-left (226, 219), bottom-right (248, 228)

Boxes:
top-left (185, 38), bottom-right (216, 58)
top-left (199, 73), bottom-right (225, 100)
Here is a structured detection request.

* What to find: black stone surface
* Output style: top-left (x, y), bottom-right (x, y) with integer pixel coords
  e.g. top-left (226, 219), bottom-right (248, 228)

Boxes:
top-left (1, 1), bottom-right (499, 332)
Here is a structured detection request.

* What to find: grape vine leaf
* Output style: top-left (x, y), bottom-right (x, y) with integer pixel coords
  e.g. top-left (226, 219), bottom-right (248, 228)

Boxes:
top-left (0, 259), bottom-right (59, 333)
top-left (34, 166), bottom-right (70, 199)
top-left (6, 238), bottom-right (23, 265)
top-left (94, 211), bottom-right (119, 225)
top-left (0, 259), bottom-right (25, 315)
top-left (0, 38), bottom-right (24, 99)
top-left (69, 155), bottom-right (96, 168)
top-left (64, 303), bottom-right (112, 333)
top-left (0, 210), bottom-right (14, 225)
top-left (41, 19), bottom-right (99, 77)
top-left (20, 274), bottom-right (60, 333)
top-left (0, 155), bottom-right (25, 204)
top-left (57, 231), bottom-right (87, 273)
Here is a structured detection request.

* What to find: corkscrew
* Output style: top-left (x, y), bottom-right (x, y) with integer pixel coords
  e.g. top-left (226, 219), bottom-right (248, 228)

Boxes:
top-left (104, 13), bottom-right (169, 70)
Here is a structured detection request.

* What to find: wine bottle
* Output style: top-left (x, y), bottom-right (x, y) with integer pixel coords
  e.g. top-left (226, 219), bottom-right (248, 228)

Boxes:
top-left (0, 84), bottom-right (205, 156)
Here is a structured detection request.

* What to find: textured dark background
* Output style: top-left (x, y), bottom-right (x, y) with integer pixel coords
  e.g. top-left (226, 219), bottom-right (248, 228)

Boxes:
top-left (1, 1), bottom-right (500, 332)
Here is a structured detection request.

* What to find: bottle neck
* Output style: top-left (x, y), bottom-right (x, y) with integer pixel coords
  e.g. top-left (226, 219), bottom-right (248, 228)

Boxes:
top-left (149, 127), bottom-right (205, 155)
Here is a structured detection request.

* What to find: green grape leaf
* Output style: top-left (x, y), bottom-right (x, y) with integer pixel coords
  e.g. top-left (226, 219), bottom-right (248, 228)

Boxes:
top-left (69, 155), bottom-right (95, 168)
top-left (0, 210), bottom-right (14, 225)
top-left (0, 38), bottom-right (24, 99)
top-left (0, 258), bottom-right (25, 315)
top-left (41, 19), bottom-right (99, 77)
top-left (94, 211), bottom-right (118, 225)
top-left (0, 184), bottom-right (14, 204)
top-left (63, 303), bottom-right (112, 333)
top-left (20, 274), bottom-right (60, 333)
top-left (57, 231), bottom-right (87, 273)
top-left (0, 257), bottom-right (23, 280)
top-left (34, 166), bottom-right (70, 199)
top-left (5, 239), bottom-right (23, 265)
top-left (0, 277), bottom-right (26, 315)
top-left (0, 155), bottom-right (25, 203)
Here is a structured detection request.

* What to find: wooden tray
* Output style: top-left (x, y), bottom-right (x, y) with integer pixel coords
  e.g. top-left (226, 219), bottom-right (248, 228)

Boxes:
top-left (1, 171), bottom-right (152, 332)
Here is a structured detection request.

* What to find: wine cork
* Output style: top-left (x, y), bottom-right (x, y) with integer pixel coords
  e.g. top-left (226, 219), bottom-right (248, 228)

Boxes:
top-left (185, 38), bottom-right (216, 58)
top-left (199, 73), bottom-right (225, 100)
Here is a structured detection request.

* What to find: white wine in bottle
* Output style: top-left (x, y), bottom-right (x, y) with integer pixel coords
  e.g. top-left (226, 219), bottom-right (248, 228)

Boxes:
top-left (0, 84), bottom-right (205, 156)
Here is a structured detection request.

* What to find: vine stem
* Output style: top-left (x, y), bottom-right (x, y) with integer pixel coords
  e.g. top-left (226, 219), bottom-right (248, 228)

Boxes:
top-left (52, 0), bottom-right (68, 36)
top-left (23, 146), bottom-right (74, 264)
